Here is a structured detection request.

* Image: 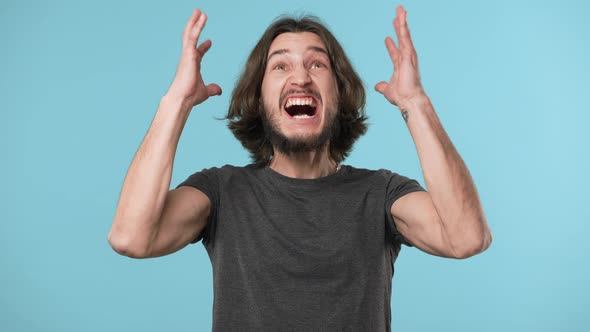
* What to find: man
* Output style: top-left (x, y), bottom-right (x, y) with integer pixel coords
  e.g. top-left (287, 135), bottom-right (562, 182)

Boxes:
top-left (108, 5), bottom-right (492, 331)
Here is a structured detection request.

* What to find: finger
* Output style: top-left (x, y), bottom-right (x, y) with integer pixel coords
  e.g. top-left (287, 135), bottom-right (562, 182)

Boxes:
top-left (186, 12), bottom-right (208, 50)
top-left (196, 39), bottom-right (212, 57)
top-left (182, 9), bottom-right (202, 47)
top-left (399, 8), bottom-right (416, 53)
top-left (385, 36), bottom-right (399, 68)
top-left (207, 83), bottom-right (222, 97)
top-left (397, 5), bottom-right (404, 15)
top-left (393, 14), bottom-right (403, 51)
top-left (374, 81), bottom-right (388, 94)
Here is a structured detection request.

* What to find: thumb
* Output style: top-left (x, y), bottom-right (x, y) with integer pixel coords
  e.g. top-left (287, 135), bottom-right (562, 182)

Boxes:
top-left (374, 81), bottom-right (388, 94)
top-left (207, 83), bottom-right (222, 97)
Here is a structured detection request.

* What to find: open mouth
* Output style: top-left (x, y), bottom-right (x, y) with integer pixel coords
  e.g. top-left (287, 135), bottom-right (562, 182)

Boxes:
top-left (283, 97), bottom-right (318, 119)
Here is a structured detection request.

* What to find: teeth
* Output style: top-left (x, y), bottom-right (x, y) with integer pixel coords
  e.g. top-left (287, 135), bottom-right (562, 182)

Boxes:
top-left (285, 97), bottom-right (317, 108)
top-left (293, 114), bottom-right (313, 119)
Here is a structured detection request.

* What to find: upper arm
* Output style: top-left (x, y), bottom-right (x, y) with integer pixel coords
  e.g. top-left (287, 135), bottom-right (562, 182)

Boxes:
top-left (146, 186), bottom-right (211, 258)
top-left (390, 191), bottom-right (456, 258)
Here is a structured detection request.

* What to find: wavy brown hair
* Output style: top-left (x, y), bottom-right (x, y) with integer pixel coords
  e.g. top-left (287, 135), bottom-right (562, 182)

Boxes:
top-left (227, 15), bottom-right (367, 164)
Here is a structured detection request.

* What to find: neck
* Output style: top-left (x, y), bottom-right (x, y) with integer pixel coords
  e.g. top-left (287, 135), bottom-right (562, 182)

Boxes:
top-left (268, 145), bottom-right (339, 179)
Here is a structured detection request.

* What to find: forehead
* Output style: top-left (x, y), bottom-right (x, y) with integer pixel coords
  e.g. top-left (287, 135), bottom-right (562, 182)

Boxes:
top-left (268, 32), bottom-right (327, 56)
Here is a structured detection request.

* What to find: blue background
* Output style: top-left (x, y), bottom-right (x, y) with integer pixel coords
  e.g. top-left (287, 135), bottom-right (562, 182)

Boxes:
top-left (2, 0), bottom-right (588, 331)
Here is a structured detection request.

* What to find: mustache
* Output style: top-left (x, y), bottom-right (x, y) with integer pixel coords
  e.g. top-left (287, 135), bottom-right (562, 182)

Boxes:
top-left (279, 89), bottom-right (322, 108)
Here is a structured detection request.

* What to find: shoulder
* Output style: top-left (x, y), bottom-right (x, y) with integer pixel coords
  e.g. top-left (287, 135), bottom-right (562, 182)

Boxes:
top-left (185, 163), bottom-right (262, 177)
top-left (176, 163), bottom-right (260, 189)
top-left (342, 165), bottom-right (402, 182)
top-left (343, 165), bottom-right (424, 194)
top-left (218, 163), bottom-right (264, 178)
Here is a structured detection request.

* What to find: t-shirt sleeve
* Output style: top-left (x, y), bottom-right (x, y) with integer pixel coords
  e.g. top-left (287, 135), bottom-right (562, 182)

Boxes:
top-left (175, 167), bottom-right (219, 245)
top-left (383, 170), bottom-right (426, 247)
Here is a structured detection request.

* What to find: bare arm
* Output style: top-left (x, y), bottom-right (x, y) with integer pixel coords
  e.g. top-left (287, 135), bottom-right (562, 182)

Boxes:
top-left (108, 9), bottom-right (221, 258)
top-left (376, 6), bottom-right (492, 259)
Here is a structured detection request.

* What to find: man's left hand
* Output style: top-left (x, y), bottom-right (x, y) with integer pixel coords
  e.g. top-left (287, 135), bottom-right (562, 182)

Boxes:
top-left (375, 5), bottom-right (426, 108)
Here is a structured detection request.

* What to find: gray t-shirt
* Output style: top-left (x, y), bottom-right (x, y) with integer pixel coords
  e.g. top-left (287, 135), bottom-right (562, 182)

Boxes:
top-left (176, 163), bottom-right (425, 331)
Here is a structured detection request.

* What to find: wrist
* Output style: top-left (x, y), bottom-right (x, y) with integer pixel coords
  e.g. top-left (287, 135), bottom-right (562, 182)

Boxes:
top-left (397, 94), bottom-right (435, 125)
top-left (161, 93), bottom-right (194, 115)
top-left (398, 93), bottom-right (431, 111)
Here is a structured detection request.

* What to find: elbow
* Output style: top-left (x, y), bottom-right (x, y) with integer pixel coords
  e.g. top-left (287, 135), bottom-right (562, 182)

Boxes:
top-left (452, 223), bottom-right (493, 260)
top-left (107, 227), bottom-right (150, 259)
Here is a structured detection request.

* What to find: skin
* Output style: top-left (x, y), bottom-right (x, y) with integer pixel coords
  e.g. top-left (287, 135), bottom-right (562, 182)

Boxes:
top-left (166, 10), bottom-right (222, 108)
top-left (261, 32), bottom-right (340, 178)
top-left (108, 6), bottom-right (492, 260)
top-left (107, 10), bottom-right (219, 258)
top-left (375, 6), bottom-right (493, 258)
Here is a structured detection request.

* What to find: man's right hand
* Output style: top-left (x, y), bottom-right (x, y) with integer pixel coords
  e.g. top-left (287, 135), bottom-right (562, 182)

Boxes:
top-left (166, 9), bottom-right (222, 108)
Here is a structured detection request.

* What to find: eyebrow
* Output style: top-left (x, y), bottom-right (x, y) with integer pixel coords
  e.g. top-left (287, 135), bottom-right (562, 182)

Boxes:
top-left (267, 46), bottom-right (329, 61)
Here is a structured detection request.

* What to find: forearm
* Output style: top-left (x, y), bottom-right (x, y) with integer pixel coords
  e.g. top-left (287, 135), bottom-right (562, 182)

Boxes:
top-left (108, 95), bottom-right (192, 256)
top-left (400, 95), bottom-right (491, 252)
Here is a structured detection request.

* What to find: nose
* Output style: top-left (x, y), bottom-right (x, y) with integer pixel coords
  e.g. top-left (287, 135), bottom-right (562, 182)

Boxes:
top-left (290, 65), bottom-right (311, 87)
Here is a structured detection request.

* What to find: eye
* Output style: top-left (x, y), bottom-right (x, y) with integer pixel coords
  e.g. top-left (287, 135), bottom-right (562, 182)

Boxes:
top-left (310, 61), bottom-right (325, 69)
top-left (273, 63), bottom-right (287, 71)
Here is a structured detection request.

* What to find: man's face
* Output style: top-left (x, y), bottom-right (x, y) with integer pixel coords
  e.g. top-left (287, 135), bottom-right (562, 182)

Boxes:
top-left (260, 32), bottom-right (339, 154)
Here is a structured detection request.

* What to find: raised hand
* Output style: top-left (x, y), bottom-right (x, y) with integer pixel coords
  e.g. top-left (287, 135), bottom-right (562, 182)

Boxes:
top-left (166, 9), bottom-right (222, 108)
top-left (375, 6), bottom-right (426, 108)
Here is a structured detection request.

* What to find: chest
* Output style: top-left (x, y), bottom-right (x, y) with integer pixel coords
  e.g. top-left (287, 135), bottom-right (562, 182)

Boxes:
top-left (214, 183), bottom-right (389, 273)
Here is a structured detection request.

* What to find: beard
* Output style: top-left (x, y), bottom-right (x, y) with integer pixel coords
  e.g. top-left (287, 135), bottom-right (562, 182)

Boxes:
top-left (260, 101), bottom-right (340, 157)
